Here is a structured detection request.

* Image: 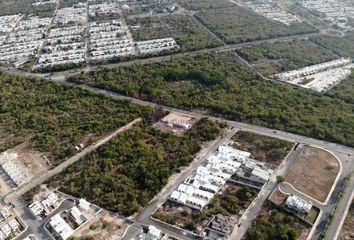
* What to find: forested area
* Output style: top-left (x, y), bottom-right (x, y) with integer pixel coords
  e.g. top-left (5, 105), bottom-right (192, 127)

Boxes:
top-left (69, 52), bottom-right (354, 147)
top-left (246, 204), bottom-right (305, 240)
top-left (47, 119), bottom-right (225, 216)
top-left (195, 6), bottom-right (317, 44)
top-left (326, 71), bottom-right (354, 104)
top-left (310, 32), bottom-right (354, 59)
top-left (127, 15), bottom-right (222, 51)
top-left (0, 0), bottom-right (55, 17)
top-left (232, 131), bottom-right (293, 166)
top-left (0, 72), bottom-right (151, 165)
top-left (176, 0), bottom-right (236, 10)
top-left (237, 40), bottom-right (337, 76)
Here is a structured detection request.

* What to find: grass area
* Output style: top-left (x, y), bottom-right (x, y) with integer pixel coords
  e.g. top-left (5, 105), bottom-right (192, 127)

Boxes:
top-left (326, 70), bottom-right (354, 104)
top-left (299, 78), bottom-right (315, 85)
top-left (68, 52), bottom-right (354, 147)
top-left (153, 183), bottom-right (258, 233)
top-left (246, 202), bottom-right (310, 240)
top-left (194, 6), bottom-right (317, 44)
top-left (127, 14), bottom-right (222, 51)
top-left (237, 40), bottom-right (337, 76)
top-left (339, 198), bottom-right (354, 240)
top-left (176, 0), bottom-right (236, 10)
top-left (286, 146), bottom-right (340, 202)
top-left (0, 72), bottom-right (152, 165)
top-left (0, 0), bottom-right (56, 17)
top-left (46, 119), bottom-right (225, 216)
top-left (232, 131), bottom-right (293, 166)
top-left (310, 32), bottom-right (354, 59)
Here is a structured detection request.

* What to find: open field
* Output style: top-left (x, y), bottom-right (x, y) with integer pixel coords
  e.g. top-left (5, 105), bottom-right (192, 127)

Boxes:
top-left (245, 202), bottom-right (310, 240)
top-left (195, 6), bottom-right (317, 44)
top-left (310, 32), bottom-right (354, 59)
top-left (237, 40), bottom-right (337, 76)
top-left (153, 183), bottom-right (258, 234)
top-left (285, 146), bottom-right (340, 202)
top-left (176, 0), bottom-right (235, 10)
top-left (68, 52), bottom-right (354, 147)
top-left (231, 131), bottom-right (293, 166)
top-left (0, 72), bottom-right (152, 166)
top-left (127, 14), bottom-right (222, 51)
top-left (338, 198), bottom-right (354, 240)
top-left (46, 119), bottom-right (224, 216)
top-left (72, 210), bottom-right (129, 240)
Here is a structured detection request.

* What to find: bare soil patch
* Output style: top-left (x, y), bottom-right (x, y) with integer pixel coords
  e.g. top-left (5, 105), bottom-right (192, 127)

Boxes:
top-left (286, 146), bottom-right (340, 202)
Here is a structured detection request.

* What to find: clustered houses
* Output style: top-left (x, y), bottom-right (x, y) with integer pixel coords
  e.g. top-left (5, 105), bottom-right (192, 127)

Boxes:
top-left (0, 206), bottom-right (24, 240)
top-left (89, 21), bottom-right (136, 61)
top-left (300, 0), bottom-right (354, 31)
top-left (136, 38), bottom-right (179, 54)
top-left (37, 26), bottom-right (86, 67)
top-left (285, 195), bottom-right (312, 214)
top-left (170, 145), bottom-right (273, 210)
top-left (32, 0), bottom-right (58, 6)
top-left (54, 4), bottom-right (87, 25)
top-left (0, 15), bottom-right (22, 34)
top-left (29, 192), bottom-right (60, 219)
top-left (0, 16), bottom-right (51, 62)
top-left (0, 152), bottom-right (31, 188)
top-left (88, 2), bottom-right (121, 17)
top-left (243, 0), bottom-right (301, 25)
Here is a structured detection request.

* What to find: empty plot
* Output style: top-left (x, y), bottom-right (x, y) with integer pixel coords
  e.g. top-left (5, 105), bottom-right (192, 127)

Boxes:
top-left (237, 40), bottom-right (337, 76)
top-left (127, 14), bottom-right (222, 51)
top-left (285, 146), bottom-right (340, 202)
top-left (195, 6), bottom-right (317, 44)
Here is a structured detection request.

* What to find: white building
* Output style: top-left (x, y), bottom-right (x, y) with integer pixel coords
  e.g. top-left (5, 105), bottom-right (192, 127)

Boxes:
top-left (285, 195), bottom-right (312, 213)
top-left (48, 214), bottom-right (74, 240)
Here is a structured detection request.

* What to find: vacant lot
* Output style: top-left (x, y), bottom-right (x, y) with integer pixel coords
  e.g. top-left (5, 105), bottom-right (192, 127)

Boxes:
top-left (245, 203), bottom-right (310, 240)
top-left (47, 119), bottom-right (224, 216)
top-left (127, 14), bottom-right (222, 51)
top-left (311, 32), bottom-right (354, 59)
top-left (232, 131), bottom-right (293, 166)
top-left (0, 73), bottom-right (151, 166)
top-left (153, 183), bottom-right (258, 234)
top-left (339, 198), bottom-right (354, 240)
top-left (176, 0), bottom-right (235, 10)
top-left (286, 146), bottom-right (340, 202)
top-left (237, 40), bottom-right (337, 76)
top-left (195, 6), bottom-right (317, 44)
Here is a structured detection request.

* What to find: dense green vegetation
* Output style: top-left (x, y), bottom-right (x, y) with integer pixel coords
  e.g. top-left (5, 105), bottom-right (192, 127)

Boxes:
top-left (195, 6), bottom-right (317, 44)
top-left (0, 72), bottom-right (151, 165)
top-left (232, 131), bottom-right (293, 165)
top-left (176, 0), bottom-right (235, 10)
top-left (310, 32), bottom-right (354, 58)
top-left (237, 40), bottom-right (337, 76)
top-left (0, 0), bottom-right (55, 17)
top-left (127, 14), bottom-right (222, 51)
top-left (69, 52), bottom-right (354, 147)
top-left (246, 203), bottom-right (305, 240)
top-left (326, 71), bottom-right (354, 104)
top-left (48, 119), bottom-right (224, 216)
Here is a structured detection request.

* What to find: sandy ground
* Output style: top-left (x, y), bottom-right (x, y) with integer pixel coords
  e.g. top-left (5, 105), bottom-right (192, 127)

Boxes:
top-left (72, 210), bottom-right (129, 240)
top-left (286, 146), bottom-right (339, 202)
top-left (269, 187), bottom-right (288, 206)
top-left (338, 198), bottom-right (354, 240)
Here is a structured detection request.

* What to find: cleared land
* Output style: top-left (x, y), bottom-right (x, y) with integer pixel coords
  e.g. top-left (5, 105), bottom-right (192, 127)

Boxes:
top-left (176, 0), bottom-right (236, 10)
top-left (127, 14), bottom-right (222, 51)
top-left (338, 198), bottom-right (354, 240)
top-left (245, 202), bottom-right (310, 240)
top-left (0, 72), bottom-right (151, 166)
top-left (153, 183), bottom-right (258, 234)
top-left (237, 40), bottom-right (337, 76)
top-left (285, 146), bottom-right (340, 202)
top-left (231, 131), bottom-right (293, 166)
top-left (311, 32), bottom-right (354, 59)
top-left (69, 52), bottom-right (354, 147)
top-left (195, 6), bottom-right (317, 44)
top-left (46, 119), bottom-right (224, 216)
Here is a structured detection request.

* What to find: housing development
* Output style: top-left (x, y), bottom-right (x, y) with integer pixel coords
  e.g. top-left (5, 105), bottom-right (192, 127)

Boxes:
top-left (0, 0), bottom-right (353, 240)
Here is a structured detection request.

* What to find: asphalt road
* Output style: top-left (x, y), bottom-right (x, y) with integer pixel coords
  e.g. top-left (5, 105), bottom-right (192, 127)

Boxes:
top-left (134, 128), bottom-right (239, 240)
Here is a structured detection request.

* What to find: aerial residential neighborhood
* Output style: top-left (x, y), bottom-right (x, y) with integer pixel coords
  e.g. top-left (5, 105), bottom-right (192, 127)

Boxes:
top-left (0, 0), bottom-right (353, 240)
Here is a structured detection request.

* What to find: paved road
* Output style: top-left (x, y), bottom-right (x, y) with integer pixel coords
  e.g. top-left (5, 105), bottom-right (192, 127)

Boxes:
top-left (121, 223), bottom-right (143, 240)
top-left (134, 128), bottom-right (239, 240)
top-left (229, 144), bottom-right (303, 240)
top-left (6, 119), bottom-right (141, 240)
